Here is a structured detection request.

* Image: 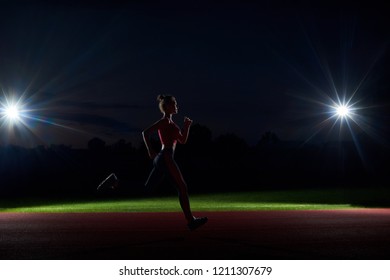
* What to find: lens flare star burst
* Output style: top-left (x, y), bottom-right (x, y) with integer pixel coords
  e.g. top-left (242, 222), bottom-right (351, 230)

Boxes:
top-left (1, 92), bottom-right (92, 147)
top-left (0, 98), bottom-right (27, 126)
top-left (329, 100), bottom-right (357, 122)
top-left (335, 104), bottom-right (351, 118)
top-left (311, 94), bottom-right (362, 139)
top-left (4, 104), bottom-right (21, 120)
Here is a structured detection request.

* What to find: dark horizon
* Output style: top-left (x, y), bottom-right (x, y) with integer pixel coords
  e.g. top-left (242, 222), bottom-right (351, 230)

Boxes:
top-left (1, 126), bottom-right (388, 199)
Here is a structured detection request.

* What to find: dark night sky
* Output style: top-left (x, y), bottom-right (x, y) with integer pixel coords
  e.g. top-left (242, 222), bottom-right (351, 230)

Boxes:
top-left (0, 1), bottom-right (389, 148)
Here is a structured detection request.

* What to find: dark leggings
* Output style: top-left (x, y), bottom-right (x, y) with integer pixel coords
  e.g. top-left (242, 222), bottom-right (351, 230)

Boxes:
top-left (145, 148), bottom-right (193, 222)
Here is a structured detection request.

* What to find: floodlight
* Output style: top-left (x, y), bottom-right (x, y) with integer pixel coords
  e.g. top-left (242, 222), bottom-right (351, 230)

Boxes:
top-left (5, 104), bottom-right (21, 121)
top-left (336, 105), bottom-right (350, 118)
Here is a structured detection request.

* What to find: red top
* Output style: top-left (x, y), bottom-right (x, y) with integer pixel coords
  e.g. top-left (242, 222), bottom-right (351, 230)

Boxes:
top-left (158, 118), bottom-right (180, 147)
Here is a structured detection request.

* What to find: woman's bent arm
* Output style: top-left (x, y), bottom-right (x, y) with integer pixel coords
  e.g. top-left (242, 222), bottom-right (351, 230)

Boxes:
top-left (142, 120), bottom-right (163, 159)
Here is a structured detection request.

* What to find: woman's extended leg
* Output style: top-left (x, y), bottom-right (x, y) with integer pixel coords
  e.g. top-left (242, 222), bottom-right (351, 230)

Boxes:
top-left (163, 152), bottom-right (194, 223)
top-left (164, 160), bottom-right (208, 231)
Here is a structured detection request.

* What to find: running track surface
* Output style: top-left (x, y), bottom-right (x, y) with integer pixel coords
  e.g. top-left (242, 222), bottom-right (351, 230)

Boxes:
top-left (1, 209), bottom-right (390, 260)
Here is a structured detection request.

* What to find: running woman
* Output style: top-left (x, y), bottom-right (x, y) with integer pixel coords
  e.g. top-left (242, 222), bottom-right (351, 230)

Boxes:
top-left (142, 95), bottom-right (208, 231)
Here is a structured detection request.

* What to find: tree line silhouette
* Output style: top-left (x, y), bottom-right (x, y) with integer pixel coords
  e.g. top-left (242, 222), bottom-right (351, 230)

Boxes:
top-left (0, 123), bottom-right (388, 198)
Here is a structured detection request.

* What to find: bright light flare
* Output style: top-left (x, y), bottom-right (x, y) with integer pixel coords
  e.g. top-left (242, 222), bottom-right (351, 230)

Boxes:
top-left (1, 93), bottom-right (87, 136)
top-left (1, 96), bottom-right (27, 126)
top-left (4, 104), bottom-right (21, 121)
top-left (329, 101), bottom-right (356, 121)
top-left (336, 104), bottom-right (351, 118)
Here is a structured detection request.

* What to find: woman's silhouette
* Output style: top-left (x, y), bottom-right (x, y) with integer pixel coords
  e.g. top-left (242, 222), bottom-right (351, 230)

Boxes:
top-left (142, 95), bottom-right (208, 231)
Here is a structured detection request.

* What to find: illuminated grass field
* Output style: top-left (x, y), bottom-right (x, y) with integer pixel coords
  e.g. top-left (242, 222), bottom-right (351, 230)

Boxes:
top-left (1, 188), bottom-right (388, 213)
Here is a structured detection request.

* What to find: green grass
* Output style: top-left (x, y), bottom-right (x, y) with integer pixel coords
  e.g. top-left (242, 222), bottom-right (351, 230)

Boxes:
top-left (1, 187), bottom-right (389, 213)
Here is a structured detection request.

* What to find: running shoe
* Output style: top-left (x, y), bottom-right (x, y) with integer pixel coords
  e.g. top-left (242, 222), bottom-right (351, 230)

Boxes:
top-left (187, 217), bottom-right (208, 231)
